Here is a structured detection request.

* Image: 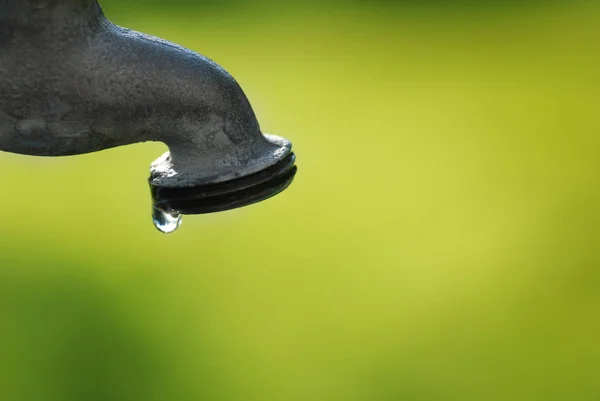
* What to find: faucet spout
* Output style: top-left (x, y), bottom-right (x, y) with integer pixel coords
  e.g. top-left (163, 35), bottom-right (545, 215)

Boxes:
top-left (0, 0), bottom-right (297, 225)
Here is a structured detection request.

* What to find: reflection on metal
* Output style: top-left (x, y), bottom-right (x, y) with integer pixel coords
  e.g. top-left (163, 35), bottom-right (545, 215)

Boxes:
top-left (0, 0), bottom-right (297, 233)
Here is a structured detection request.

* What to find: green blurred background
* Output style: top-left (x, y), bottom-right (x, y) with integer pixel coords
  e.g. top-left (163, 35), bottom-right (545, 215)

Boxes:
top-left (1, 0), bottom-right (600, 400)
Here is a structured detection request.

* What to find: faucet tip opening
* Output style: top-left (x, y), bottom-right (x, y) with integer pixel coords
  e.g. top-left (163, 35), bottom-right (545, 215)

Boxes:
top-left (148, 133), bottom-right (297, 215)
top-left (150, 152), bottom-right (297, 215)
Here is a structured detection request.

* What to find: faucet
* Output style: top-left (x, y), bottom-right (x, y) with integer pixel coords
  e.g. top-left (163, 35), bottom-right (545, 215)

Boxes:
top-left (0, 0), bottom-right (297, 233)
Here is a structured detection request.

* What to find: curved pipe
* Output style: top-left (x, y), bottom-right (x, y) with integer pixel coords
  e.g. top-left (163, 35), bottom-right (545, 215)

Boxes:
top-left (0, 0), bottom-right (292, 187)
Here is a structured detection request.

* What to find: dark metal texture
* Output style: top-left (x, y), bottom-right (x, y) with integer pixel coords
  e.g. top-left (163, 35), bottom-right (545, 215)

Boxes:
top-left (151, 152), bottom-right (297, 215)
top-left (0, 0), bottom-right (296, 191)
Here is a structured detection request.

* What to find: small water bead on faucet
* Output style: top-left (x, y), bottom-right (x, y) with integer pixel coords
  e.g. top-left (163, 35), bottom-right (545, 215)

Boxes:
top-left (151, 206), bottom-right (183, 234)
top-left (0, 0), bottom-right (297, 233)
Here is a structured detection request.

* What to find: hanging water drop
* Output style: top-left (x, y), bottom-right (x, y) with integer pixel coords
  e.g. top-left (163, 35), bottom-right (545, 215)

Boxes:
top-left (152, 206), bottom-right (182, 234)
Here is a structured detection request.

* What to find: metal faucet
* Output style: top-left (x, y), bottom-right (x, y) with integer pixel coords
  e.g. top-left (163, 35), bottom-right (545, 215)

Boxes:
top-left (0, 0), bottom-right (297, 232)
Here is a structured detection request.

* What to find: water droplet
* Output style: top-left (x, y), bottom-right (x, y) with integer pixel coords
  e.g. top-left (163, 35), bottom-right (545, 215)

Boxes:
top-left (152, 206), bottom-right (182, 234)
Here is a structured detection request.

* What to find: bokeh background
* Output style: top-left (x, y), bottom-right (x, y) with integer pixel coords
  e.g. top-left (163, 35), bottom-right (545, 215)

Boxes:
top-left (1, 0), bottom-right (600, 400)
